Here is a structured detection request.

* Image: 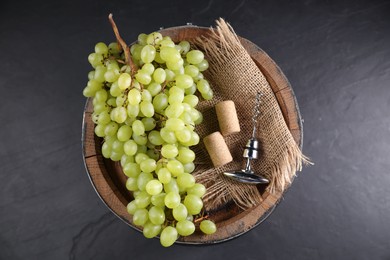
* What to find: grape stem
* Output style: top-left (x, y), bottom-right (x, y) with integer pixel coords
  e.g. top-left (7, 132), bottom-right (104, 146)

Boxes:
top-left (108, 13), bottom-right (137, 76)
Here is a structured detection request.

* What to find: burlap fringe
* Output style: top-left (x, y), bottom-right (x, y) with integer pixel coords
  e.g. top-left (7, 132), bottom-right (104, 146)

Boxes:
top-left (192, 18), bottom-right (311, 210)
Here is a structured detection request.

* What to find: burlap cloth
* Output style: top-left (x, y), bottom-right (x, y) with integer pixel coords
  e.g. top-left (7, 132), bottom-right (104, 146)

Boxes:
top-left (191, 19), bottom-right (309, 211)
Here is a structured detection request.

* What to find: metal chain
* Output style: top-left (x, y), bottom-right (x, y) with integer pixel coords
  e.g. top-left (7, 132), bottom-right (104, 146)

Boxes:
top-left (251, 92), bottom-right (263, 138)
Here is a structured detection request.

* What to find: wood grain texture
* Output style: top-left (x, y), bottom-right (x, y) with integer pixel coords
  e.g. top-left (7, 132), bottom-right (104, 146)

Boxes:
top-left (82, 26), bottom-right (302, 244)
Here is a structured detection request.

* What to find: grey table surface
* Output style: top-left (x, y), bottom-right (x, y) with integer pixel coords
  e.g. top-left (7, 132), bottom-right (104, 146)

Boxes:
top-left (1, 0), bottom-right (390, 259)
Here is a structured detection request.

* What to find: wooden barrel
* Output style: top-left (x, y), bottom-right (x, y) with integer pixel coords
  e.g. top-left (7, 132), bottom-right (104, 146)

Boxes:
top-left (82, 26), bottom-right (302, 244)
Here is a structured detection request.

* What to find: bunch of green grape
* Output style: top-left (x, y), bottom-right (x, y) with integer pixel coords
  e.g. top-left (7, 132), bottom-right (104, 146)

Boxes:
top-left (83, 31), bottom-right (216, 247)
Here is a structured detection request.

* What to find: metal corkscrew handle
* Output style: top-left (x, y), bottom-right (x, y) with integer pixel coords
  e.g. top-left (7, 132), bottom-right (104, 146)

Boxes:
top-left (223, 91), bottom-right (269, 185)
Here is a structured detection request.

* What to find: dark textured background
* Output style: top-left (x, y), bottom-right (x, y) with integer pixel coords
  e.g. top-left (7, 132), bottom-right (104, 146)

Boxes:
top-left (1, 0), bottom-right (389, 259)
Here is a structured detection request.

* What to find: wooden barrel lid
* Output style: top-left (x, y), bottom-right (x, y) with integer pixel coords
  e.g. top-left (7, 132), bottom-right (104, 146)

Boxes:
top-left (82, 25), bottom-right (302, 244)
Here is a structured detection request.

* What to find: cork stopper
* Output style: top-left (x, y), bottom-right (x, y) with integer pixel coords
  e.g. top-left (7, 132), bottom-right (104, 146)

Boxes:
top-left (215, 100), bottom-right (240, 136)
top-left (203, 131), bottom-right (233, 167)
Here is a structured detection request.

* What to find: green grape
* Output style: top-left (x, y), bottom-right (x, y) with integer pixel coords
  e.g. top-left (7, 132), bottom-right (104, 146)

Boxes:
top-left (135, 71), bottom-right (152, 85)
top-left (160, 127), bottom-right (177, 144)
top-left (140, 101), bottom-right (154, 118)
top-left (160, 38), bottom-right (175, 48)
top-left (147, 82), bottom-right (162, 96)
top-left (160, 226), bottom-right (178, 247)
top-left (117, 125), bottom-right (132, 142)
top-left (154, 52), bottom-right (165, 63)
top-left (95, 42), bottom-right (108, 55)
top-left (142, 117), bottom-right (156, 131)
top-left (134, 191), bottom-right (151, 209)
top-left (183, 162), bottom-right (195, 173)
top-left (165, 103), bottom-right (184, 118)
top-left (124, 140), bottom-right (138, 156)
top-left (166, 59), bottom-right (183, 71)
top-left (184, 65), bottom-right (199, 78)
top-left (196, 79), bottom-right (210, 93)
top-left (130, 44), bottom-right (143, 61)
top-left (110, 151), bottom-right (122, 161)
top-left (146, 179), bottom-right (163, 196)
top-left (147, 32), bottom-right (163, 45)
top-left (152, 93), bottom-right (168, 112)
top-left (164, 191), bottom-right (181, 209)
top-left (167, 160), bottom-right (184, 176)
top-left (179, 41), bottom-right (190, 54)
top-left (142, 63), bottom-right (155, 75)
top-left (151, 193), bottom-right (166, 208)
top-left (163, 179), bottom-right (179, 194)
top-left (120, 154), bottom-right (134, 167)
top-left (137, 172), bottom-right (154, 191)
top-left (127, 104), bottom-right (140, 118)
top-left (160, 47), bottom-right (181, 63)
top-left (146, 149), bottom-right (159, 161)
top-left (143, 221), bottom-right (162, 239)
top-left (125, 177), bottom-right (138, 191)
top-left (200, 220), bottom-right (217, 235)
top-left (94, 124), bottom-right (105, 137)
top-left (177, 173), bottom-right (195, 189)
top-left (110, 82), bottom-right (122, 97)
top-left (188, 132), bottom-right (200, 146)
top-left (148, 130), bottom-right (164, 146)
top-left (108, 42), bottom-right (121, 54)
top-left (187, 183), bottom-right (206, 197)
top-left (112, 140), bottom-right (124, 154)
top-left (184, 194), bottom-right (203, 215)
top-left (126, 200), bottom-right (138, 215)
top-left (148, 205), bottom-right (165, 225)
top-left (133, 134), bottom-right (147, 145)
top-left (128, 88), bottom-right (142, 105)
top-left (157, 168), bottom-right (171, 184)
top-left (133, 208), bottom-right (149, 226)
top-left (97, 111), bottom-right (110, 125)
top-left (107, 97), bottom-right (117, 107)
top-left (202, 89), bottom-right (213, 100)
top-left (165, 118), bottom-right (185, 131)
top-left (140, 158), bottom-right (157, 173)
top-left (94, 65), bottom-right (107, 83)
top-left (138, 33), bottom-right (148, 45)
top-left (179, 112), bottom-right (192, 125)
top-left (183, 95), bottom-right (198, 107)
top-left (186, 50), bottom-right (204, 65)
top-left (168, 91), bottom-right (184, 105)
top-left (141, 45), bottom-right (156, 63)
top-left (88, 70), bottom-right (95, 80)
top-left (172, 203), bottom-right (188, 222)
top-left (176, 128), bottom-right (192, 143)
top-left (132, 120), bottom-right (145, 135)
top-left (88, 52), bottom-right (103, 68)
top-left (123, 162), bottom-right (141, 177)
top-left (104, 69), bottom-right (119, 83)
top-left (196, 59), bottom-right (209, 71)
top-left (118, 73), bottom-right (132, 90)
top-left (137, 144), bottom-right (147, 154)
top-left (104, 122), bottom-right (119, 136)
top-left (177, 148), bottom-right (195, 163)
top-left (164, 69), bottom-right (175, 81)
top-left (135, 153), bottom-right (149, 164)
top-left (94, 89), bottom-right (108, 102)
top-left (141, 89), bottom-right (152, 102)
top-left (114, 106), bottom-right (127, 123)
top-left (152, 68), bottom-right (166, 84)
top-left (176, 220), bottom-right (195, 236)
top-left (161, 144), bottom-right (178, 159)
top-left (184, 83), bottom-right (197, 95)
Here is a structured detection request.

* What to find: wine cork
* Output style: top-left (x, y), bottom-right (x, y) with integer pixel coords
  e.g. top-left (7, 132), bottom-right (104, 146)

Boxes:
top-left (215, 100), bottom-right (240, 136)
top-left (203, 131), bottom-right (233, 167)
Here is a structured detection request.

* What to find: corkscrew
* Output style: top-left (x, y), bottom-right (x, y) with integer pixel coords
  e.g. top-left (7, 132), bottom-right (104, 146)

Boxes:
top-left (223, 92), bottom-right (269, 184)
